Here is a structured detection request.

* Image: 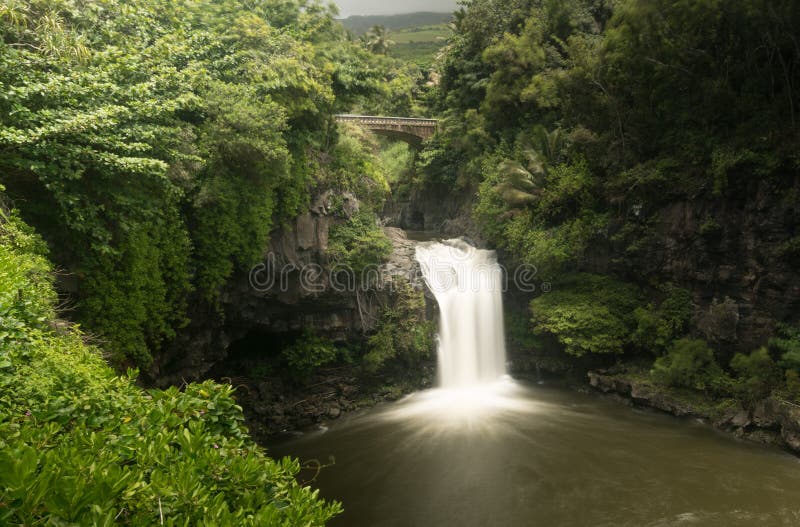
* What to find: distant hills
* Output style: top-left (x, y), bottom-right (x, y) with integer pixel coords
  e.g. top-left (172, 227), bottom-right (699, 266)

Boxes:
top-left (339, 12), bottom-right (453, 35)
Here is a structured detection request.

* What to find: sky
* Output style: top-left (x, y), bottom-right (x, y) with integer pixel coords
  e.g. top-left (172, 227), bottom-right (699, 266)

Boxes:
top-left (333, 0), bottom-right (459, 18)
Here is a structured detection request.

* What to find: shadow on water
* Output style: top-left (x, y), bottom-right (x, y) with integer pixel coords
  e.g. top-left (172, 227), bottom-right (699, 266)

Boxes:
top-left (270, 380), bottom-right (800, 527)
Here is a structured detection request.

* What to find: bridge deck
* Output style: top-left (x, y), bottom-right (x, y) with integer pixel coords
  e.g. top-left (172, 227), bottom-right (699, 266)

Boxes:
top-left (334, 114), bottom-right (438, 128)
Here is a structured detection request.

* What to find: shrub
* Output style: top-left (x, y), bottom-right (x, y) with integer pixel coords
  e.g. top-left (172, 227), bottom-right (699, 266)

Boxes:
top-left (506, 310), bottom-right (540, 351)
top-left (730, 347), bottom-right (780, 402)
top-left (325, 123), bottom-right (391, 211)
top-left (378, 140), bottom-right (415, 191)
top-left (282, 331), bottom-right (338, 382)
top-left (769, 323), bottom-right (800, 401)
top-left (772, 323), bottom-right (800, 371)
top-left (651, 339), bottom-right (730, 393)
top-left (785, 370), bottom-right (800, 402)
top-left (0, 0), bottom-right (387, 368)
top-left (631, 285), bottom-right (692, 354)
top-left (0, 209), bottom-right (341, 526)
top-left (699, 217), bottom-right (723, 239)
top-left (328, 210), bottom-right (392, 275)
top-left (364, 281), bottom-right (434, 372)
top-left (530, 273), bottom-right (642, 357)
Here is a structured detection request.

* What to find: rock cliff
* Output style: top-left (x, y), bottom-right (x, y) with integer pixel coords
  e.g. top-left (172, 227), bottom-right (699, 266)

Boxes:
top-left (151, 190), bottom-right (428, 387)
top-left (593, 175), bottom-right (800, 352)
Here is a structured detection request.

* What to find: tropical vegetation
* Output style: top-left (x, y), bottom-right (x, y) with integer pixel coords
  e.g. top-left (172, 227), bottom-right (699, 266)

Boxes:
top-left (0, 200), bottom-right (341, 525)
top-left (422, 0), bottom-right (800, 403)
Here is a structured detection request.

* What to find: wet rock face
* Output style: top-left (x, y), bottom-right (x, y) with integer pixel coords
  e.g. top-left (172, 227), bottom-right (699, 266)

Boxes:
top-left (223, 361), bottom-right (437, 442)
top-left (383, 181), bottom-right (485, 242)
top-left (152, 190), bottom-right (429, 386)
top-left (224, 200), bottom-right (358, 342)
top-left (225, 224), bottom-right (426, 344)
top-left (587, 174), bottom-right (800, 352)
top-left (389, 173), bottom-right (799, 353)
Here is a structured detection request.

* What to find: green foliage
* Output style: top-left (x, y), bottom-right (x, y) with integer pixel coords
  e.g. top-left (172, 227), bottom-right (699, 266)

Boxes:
top-left (379, 140), bottom-right (415, 191)
top-left (475, 149), bottom-right (605, 277)
top-left (630, 285), bottom-right (692, 354)
top-left (530, 273), bottom-right (642, 357)
top-left (419, 109), bottom-right (494, 187)
top-left (643, 324), bottom-right (800, 404)
top-left (730, 347), bottom-right (780, 403)
top-left (599, 0), bottom-right (799, 163)
top-left (364, 281), bottom-right (434, 372)
top-left (0, 0), bottom-right (401, 367)
top-left (0, 199), bottom-right (55, 344)
top-left (81, 217), bottom-right (192, 368)
top-left (328, 210), bottom-right (392, 275)
top-left (388, 24), bottom-right (453, 69)
top-left (651, 339), bottom-right (729, 393)
top-left (698, 217), bottom-right (723, 239)
top-left (356, 58), bottom-right (423, 117)
top-left (325, 123), bottom-right (391, 210)
top-left (643, 316), bottom-right (792, 404)
top-left (505, 309), bottom-right (540, 351)
top-left (424, 0), bottom-right (800, 406)
top-left (785, 370), bottom-right (800, 402)
top-left (771, 323), bottom-right (800, 371)
top-left (0, 208), bottom-right (340, 526)
top-left (190, 80), bottom-right (292, 302)
top-left (769, 323), bottom-right (800, 401)
top-left (281, 331), bottom-right (338, 382)
top-left (500, 209), bottom-right (608, 278)
top-left (427, 0), bottom-right (800, 297)
top-left (348, 26), bottom-right (428, 116)
top-left (361, 25), bottom-right (395, 55)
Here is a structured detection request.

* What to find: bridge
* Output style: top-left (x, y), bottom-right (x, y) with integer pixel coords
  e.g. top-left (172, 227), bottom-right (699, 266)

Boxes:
top-left (334, 114), bottom-right (438, 147)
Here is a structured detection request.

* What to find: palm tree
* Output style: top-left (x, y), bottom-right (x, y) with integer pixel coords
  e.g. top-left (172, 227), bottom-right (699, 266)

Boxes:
top-left (364, 25), bottom-right (394, 55)
top-left (494, 127), bottom-right (566, 209)
top-left (531, 125), bottom-right (565, 165)
top-left (494, 150), bottom-right (546, 208)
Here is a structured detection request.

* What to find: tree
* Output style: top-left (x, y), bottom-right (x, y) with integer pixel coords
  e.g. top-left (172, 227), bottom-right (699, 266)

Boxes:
top-left (363, 25), bottom-right (395, 55)
top-left (0, 0), bottom-right (401, 368)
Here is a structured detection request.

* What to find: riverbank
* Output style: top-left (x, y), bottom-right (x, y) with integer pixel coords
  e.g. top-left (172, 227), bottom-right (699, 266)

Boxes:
top-left (214, 360), bottom-right (436, 443)
top-left (588, 366), bottom-right (800, 456)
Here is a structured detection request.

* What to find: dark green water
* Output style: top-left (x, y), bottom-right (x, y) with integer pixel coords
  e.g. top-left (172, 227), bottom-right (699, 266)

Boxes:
top-left (270, 382), bottom-right (800, 527)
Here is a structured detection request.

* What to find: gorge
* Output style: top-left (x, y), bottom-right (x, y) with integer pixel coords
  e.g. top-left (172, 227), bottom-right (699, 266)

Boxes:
top-left (271, 236), bottom-right (800, 527)
top-left (2, 0), bottom-right (800, 525)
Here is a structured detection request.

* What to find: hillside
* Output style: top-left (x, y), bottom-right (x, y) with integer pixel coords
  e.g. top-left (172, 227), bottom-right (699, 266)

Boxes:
top-left (390, 24), bottom-right (452, 67)
top-left (339, 12), bottom-right (452, 34)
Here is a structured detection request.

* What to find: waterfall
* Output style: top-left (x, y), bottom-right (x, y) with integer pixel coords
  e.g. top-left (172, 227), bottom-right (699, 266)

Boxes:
top-left (415, 239), bottom-right (507, 388)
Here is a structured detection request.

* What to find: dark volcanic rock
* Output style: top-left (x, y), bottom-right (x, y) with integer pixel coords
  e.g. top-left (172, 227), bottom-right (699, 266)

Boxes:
top-left (152, 190), bottom-right (431, 387)
top-left (575, 174), bottom-right (800, 356)
top-left (383, 181), bottom-right (485, 242)
top-left (589, 371), bottom-right (800, 456)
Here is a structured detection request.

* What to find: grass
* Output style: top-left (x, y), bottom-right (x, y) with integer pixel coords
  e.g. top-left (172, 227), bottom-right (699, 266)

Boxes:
top-left (390, 24), bottom-right (452, 44)
top-left (389, 24), bottom-right (452, 68)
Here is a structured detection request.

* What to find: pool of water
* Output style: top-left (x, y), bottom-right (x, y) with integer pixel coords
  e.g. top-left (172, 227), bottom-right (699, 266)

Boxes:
top-left (269, 381), bottom-right (800, 527)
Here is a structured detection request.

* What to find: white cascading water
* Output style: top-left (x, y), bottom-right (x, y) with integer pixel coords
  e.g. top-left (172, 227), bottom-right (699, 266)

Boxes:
top-left (415, 239), bottom-right (507, 388)
top-left (380, 238), bottom-right (535, 426)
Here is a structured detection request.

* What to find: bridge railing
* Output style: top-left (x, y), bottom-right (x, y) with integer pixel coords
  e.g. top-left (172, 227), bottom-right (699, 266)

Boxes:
top-left (334, 114), bottom-right (438, 128)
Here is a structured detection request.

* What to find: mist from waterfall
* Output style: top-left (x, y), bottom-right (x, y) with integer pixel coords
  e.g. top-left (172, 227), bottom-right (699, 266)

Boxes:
top-left (415, 239), bottom-right (508, 388)
top-left (379, 238), bottom-right (532, 426)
